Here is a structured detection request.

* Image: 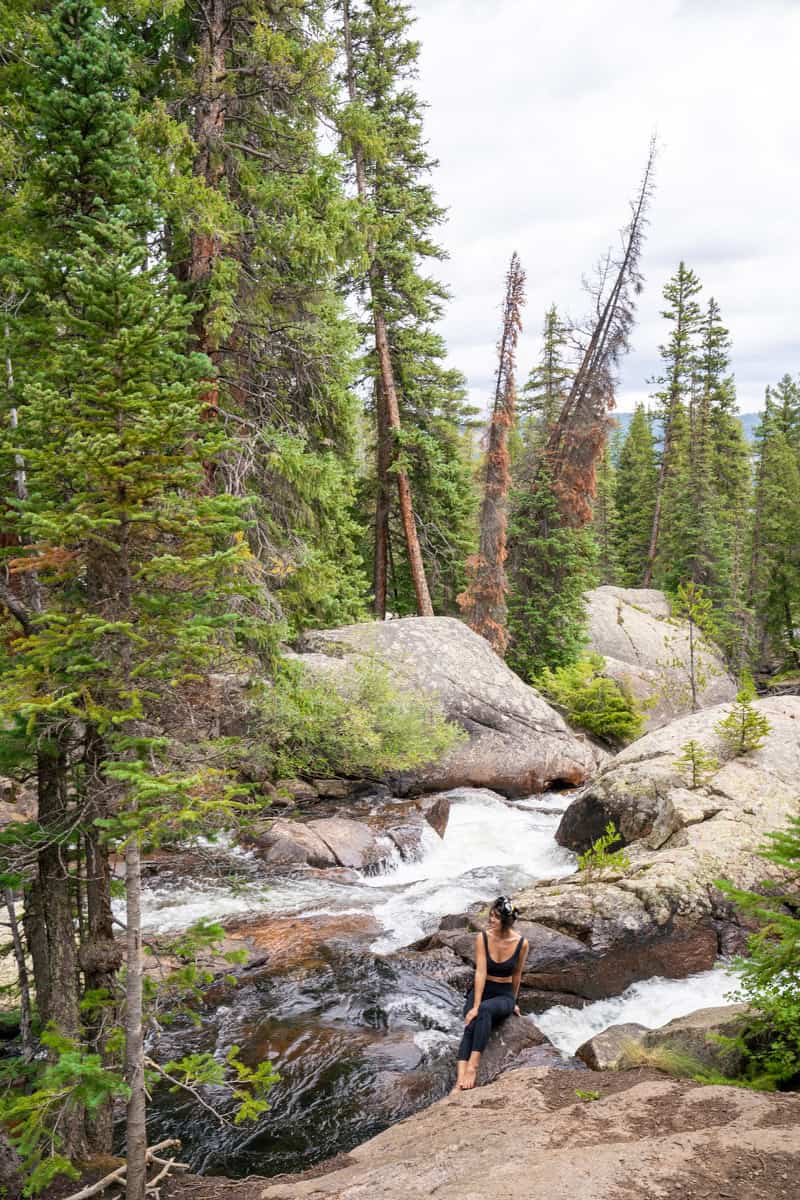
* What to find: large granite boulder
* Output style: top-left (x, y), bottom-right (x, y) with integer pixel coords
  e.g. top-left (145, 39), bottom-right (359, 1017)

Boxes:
top-left (293, 617), bottom-right (596, 796)
top-left (585, 586), bottom-right (737, 730)
top-left (507, 696), bottom-right (800, 1001)
top-left (639, 1004), bottom-right (751, 1075)
top-left (260, 1067), bottom-right (800, 1200)
top-left (576, 1023), bottom-right (649, 1071)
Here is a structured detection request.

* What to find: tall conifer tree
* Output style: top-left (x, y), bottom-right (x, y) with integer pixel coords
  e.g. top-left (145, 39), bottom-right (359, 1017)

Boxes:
top-left (613, 404), bottom-right (658, 585)
top-left (644, 262), bottom-right (703, 584)
top-left (130, 0), bottom-right (369, 629)
top-left (340, 0), bottom-right (477, 616)
top-left (749, 391), bottom-right (800, 667)
top-left (0, 3), bottom-right (269, 1181)
top-left (518, 304), bottom-right (571, 461)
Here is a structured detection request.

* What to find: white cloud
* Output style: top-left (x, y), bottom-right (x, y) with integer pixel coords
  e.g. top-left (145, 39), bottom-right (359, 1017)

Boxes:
top-left (413, 0), bottom-right (800, 411)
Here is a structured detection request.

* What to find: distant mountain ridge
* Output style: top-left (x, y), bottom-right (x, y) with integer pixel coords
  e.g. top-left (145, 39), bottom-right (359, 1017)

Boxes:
top-left (610, 409), bottom-right (761, 444)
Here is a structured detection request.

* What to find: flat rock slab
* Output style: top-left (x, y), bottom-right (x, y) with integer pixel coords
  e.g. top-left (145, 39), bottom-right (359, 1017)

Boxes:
top-left (260, 1067), bottom-right (800, 1200)
top-left (293, 617), bottom-right (595, 796)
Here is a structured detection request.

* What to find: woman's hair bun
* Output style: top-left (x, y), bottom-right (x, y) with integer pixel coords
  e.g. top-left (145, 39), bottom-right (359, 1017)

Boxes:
top-left (492, 895), bottom-right (519, 925)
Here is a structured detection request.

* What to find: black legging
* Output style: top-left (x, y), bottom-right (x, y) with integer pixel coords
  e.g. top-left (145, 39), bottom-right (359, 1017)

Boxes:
top-left (457, 980), bottom-right (515, 1060)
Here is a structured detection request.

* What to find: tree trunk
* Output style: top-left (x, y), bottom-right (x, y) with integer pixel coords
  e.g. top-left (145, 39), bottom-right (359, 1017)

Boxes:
top-left (22, 873), bottom-right (50, 1027)
top-left (37, 737), bottom-right (88, 1159)
top-left (372, 305), bottom-right (433, 616)
top-left (82, 728), bottom-right (122, 1154)
top-left (642, 447), bottom-right (668, 586)
top-left (373, 379), bottom-right (390, 618)
top-left (124, 838), bottom-right (147, 1200)
top-left (342, 0), bottom-right (433, 617)
top-left (4, 888), bottom-right (34, 1062)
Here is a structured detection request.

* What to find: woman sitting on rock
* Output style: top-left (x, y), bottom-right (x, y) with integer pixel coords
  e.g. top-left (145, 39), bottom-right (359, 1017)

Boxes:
top-left (453, 896), bottom-right (528, 1091)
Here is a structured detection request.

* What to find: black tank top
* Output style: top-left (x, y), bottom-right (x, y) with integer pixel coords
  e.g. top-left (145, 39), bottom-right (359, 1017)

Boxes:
top-left (482, 930), bottom-right (524, 977)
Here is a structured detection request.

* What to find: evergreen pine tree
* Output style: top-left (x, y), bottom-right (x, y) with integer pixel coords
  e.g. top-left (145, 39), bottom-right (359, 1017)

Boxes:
top-left (644, 262), bottom-right (703, 584)
top-left (0, 1), bottom-right (271, 1180)
top-left (506, 460), bottom-right (597, 680)
top-left (592, 438), bottom-right (618, 584)
top-left (701, 298), bottom-right (752, 662)
top-left (518, 304), bottom-right (571, 460)
top-left (130, 0), bottom-right (370, 630)
top-left (714, 675), bottom-right (772, 755)
top-left (613, 404), bottom-right (658, 585)
top-left (340, 0), bottom-right (478, 616)
top-left (674, 740), bottom-right (719, 789)
top-left (748, 395), bottom-right (800, 668)
top-left (765, 373), bottom-right (800, 450)
top-left (721, 812), bottom-right (800, 1087)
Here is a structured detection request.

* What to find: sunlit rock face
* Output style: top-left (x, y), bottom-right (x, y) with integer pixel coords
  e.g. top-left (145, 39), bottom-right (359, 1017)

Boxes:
top-left (584, 586), bottom-right (737, 731)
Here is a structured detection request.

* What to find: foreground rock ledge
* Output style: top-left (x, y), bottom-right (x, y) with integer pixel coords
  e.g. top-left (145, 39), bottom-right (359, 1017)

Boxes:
top-left (293, 616), bottom-right (596, 796)
top-left (260, 1066), bottom-right (800, 1200)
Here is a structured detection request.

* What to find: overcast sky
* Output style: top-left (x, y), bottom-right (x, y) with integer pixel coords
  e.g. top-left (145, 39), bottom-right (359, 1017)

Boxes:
top-left (412, 0), bottom-right (800, 413)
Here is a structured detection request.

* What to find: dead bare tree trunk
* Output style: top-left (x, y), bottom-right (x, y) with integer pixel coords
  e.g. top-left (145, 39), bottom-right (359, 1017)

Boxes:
top-left (124, 836), bottom-right (146, 1200)
top-left (537, 141), bottom-right (657, 529)
top-left (342, 0), bottom-right (433, 617)
top-left (458, 253), bottom-right (526, 655)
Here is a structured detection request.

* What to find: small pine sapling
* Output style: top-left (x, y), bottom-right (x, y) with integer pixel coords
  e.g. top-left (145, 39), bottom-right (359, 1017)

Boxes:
top-left (714, 673), bottom-right (772, 756)
top-left (578, 821), bottom-right (631, 877)
top-left (674, 740), bottom-right (719, 789)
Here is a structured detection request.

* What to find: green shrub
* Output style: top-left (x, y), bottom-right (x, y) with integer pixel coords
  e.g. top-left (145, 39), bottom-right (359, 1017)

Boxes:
top-left (578, 820), bottom-right (631, 877)
top-left (536, 654), bottom-right (644, 744)
top-left (718, 812), bottom-right (800, 1090)
top-left (254, 659), bottom-right (464, 781)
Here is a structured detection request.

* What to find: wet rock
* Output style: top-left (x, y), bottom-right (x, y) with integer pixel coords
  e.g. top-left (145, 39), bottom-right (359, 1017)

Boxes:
top-left (307, 816), bottom-right (389, 871)
top-left (275, 778), bottom-right (319, 803)
top-left (585, 586), bottom-right (737, 731)
top-left (498, 696), bottom-right (800, 1000)
top-left (474, 1015), bottom-right (548, 1086)
top-left (260, 1066), bottom-right (800, 1200)
top-left (576, 1023), bottom-right (648, 1070)
top-left (246, 817), bottom-right (337, 868)
top-left (292, 617), bottom-right (595, 796)
top-left (387, 947), bottom-right (474, 992)
top-left (312, 778), bottom-right (359, 800)
top-left (640, 1004), bottom-right (751, 1075)
top-left (383, 819), bottom-right (425, 860)
top-left (416, 792), bottom-right (450, 837)
top-left (223, 912), bottom-right (380, 974)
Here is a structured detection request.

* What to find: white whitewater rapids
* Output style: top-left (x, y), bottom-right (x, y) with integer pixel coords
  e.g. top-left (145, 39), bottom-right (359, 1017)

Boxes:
top-left (131, 786), bottom-right (740, 1051)
top-left (131, 787), bottom-right (577, 950)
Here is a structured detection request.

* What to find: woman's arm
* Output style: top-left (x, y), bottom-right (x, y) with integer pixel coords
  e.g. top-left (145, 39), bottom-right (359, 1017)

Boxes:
top-left (511, 939), bottom-right (528, 1015)
top-left (465, 933), bottom-right (487, 1024)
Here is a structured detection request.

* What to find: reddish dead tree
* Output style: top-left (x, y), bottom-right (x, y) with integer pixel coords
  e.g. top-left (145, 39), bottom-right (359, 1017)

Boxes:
top-left (458, 252), bottom-right (526, 655)
top-left (538, 140), bottom-right (657, 527)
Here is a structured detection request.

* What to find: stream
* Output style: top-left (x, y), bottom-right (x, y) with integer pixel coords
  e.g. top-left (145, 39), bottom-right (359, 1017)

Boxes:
top-left (136, 787), bottom-right (737, 1178)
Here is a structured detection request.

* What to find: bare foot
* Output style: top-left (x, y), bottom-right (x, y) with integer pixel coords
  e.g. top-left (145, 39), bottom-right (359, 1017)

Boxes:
top-left (461, 1065), bottom-right (477, 1090)
top-left (449, 1083), bottom-right (463, 1095)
